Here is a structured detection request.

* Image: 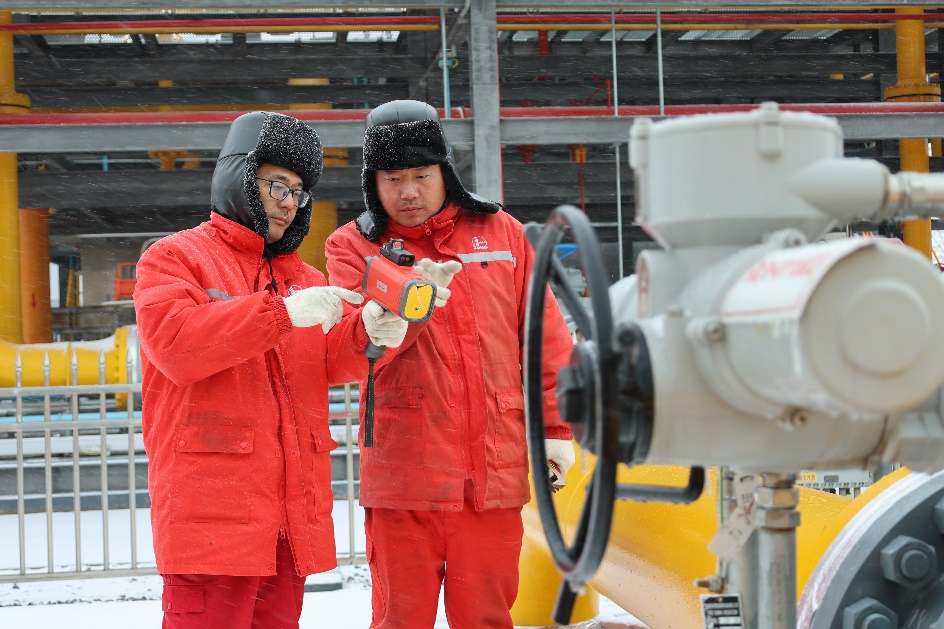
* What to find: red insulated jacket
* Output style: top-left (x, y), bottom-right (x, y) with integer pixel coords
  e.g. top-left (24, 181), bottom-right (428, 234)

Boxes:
top-left (134, 212), bottom-right (371, 577)
top-left (326, 202), bottom-right (574, 512)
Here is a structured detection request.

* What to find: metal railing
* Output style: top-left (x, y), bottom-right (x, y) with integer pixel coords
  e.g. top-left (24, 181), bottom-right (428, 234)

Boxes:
top-left (0, 348), bottom-right (364, 583)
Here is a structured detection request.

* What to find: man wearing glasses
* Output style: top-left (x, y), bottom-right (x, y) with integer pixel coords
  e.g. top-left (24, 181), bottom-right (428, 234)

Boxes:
top-left (134, 111), bottom-right (408, 629)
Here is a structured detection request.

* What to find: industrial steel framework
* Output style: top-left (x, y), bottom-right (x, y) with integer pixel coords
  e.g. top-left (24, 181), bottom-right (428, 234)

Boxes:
top-left (0, 2), bottom-right (940, 241)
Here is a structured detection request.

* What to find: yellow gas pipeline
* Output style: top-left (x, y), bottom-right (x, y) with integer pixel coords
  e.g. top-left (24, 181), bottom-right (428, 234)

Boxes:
top-left (515, 450), bottom-right (910, 627)
top-left (0, 325), bottom-right (137, 393)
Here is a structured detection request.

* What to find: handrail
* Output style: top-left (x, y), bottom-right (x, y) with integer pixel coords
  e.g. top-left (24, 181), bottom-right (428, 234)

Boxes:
top-left (0, 379), bottom-right (365, 582)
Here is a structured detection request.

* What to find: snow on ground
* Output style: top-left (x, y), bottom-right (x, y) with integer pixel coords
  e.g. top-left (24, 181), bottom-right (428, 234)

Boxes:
top-left (0, 504), bottom-right (645, 628)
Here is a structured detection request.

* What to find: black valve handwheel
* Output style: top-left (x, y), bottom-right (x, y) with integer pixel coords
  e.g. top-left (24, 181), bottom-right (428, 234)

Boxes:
top-left (524, 204), bottom-right (621, 624)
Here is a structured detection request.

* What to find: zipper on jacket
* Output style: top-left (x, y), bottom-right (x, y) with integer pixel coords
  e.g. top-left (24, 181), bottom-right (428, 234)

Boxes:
top-left (263, 247), bottom-right (279, 295)
top-left (435, 247), bottom-right (471, 480)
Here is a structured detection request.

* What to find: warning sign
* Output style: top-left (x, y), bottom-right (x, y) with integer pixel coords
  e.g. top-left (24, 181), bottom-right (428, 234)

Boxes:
top-left (701, 594), bottom-right (744, 629)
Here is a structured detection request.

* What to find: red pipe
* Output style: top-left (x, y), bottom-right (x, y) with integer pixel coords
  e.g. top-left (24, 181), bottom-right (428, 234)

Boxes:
top-left (498, 12), bottom-right (944, 25)
top-left (0, 103), bottom-right (942, 127)
top-left (0, 16), bottom-right (440, 33)
top-left (3, 12), bottom-right (940, 34)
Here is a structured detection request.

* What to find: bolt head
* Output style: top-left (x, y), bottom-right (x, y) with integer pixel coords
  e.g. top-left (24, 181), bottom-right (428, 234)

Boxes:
top-left (842, 598), bottom-right (898, 629)
top-left (879, 535), bottom-right (938, 588)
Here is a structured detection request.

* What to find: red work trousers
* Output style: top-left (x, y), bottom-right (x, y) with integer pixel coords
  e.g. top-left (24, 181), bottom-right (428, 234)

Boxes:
top-left (365, 481), bottom-right (524, 629)
top-left (160, 536), bottom-right (306, 629)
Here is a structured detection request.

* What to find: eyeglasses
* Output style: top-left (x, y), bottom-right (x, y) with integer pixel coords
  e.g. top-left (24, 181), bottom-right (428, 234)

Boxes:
top-left (256, 178), bottom-right (311, 207)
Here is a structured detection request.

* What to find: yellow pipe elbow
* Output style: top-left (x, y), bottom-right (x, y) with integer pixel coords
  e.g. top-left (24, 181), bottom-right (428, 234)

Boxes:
top-left (0, 326), bottom-right (133, 388)
top-left (519, 450), bottom-right (909, 628)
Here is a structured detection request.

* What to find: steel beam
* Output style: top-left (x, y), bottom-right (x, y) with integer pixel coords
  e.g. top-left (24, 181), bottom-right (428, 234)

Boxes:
top-left (2, 114), bottom-right (944, 154)
top-left (469, 0), bottom-right (502, 201)
top-left (0, 0), bottom-right (916, 8)
top-left (0, 1), bottom-right (464, 8)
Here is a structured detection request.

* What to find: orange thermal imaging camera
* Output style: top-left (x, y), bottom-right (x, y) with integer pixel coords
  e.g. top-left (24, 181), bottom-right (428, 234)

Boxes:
top-left (362, 239), bottom-right (437, 322)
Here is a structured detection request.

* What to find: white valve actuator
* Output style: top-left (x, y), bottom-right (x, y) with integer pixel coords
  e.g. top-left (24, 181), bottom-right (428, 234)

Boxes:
top-left (714, 238), bottom-right (944, 416)
top-left (612, 103), bottom-right (944, 473)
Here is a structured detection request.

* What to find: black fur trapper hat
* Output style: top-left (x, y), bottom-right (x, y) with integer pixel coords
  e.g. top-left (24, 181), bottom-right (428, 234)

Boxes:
top-left (356, 100), bottom-right (501, 241)
top-left (210, 111), bottom-right (323, 255)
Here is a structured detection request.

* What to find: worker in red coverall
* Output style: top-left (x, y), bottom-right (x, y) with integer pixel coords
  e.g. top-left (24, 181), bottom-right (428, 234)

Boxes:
top-left (325, 100), bottom-right (577, 629)
top-left (134, 111), bottom-right (409, 629)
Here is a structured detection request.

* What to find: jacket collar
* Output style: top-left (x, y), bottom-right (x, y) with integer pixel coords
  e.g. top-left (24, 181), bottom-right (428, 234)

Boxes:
top-left (388, 202), bottom-right (459, 240)
top-left (210, 211), bottom-right (266, 257)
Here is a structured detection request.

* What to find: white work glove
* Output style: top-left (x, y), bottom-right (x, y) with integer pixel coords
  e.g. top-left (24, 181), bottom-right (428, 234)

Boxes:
top-left (362, 300), bottom-right (409, 348)
top-left (414, 258), bottom-right (463, 307)
top-left (283, 286), bottom-right (364, 333)
top-left (545, 439), bottom-right (576, 492)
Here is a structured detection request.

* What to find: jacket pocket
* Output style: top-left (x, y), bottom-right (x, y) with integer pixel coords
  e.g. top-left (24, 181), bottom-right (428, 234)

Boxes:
top-left (371, 387), bottom-right (425, 463)
top-left (298, 426), bottom-right (339, 518)
top-left (494, 389), bottom-right (528, 469)
top-left (171, 425), bottom-right (254, 523)
top-left (375, 387), bottom-right (424, 409)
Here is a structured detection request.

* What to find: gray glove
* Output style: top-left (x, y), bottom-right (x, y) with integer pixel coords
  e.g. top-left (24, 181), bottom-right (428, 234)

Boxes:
top-left (284, 286), bottom-right (364, 333)
top-left (362, 300), bottom-right (409, 347)
top-left (414, 258), bottom-right (463, 307)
